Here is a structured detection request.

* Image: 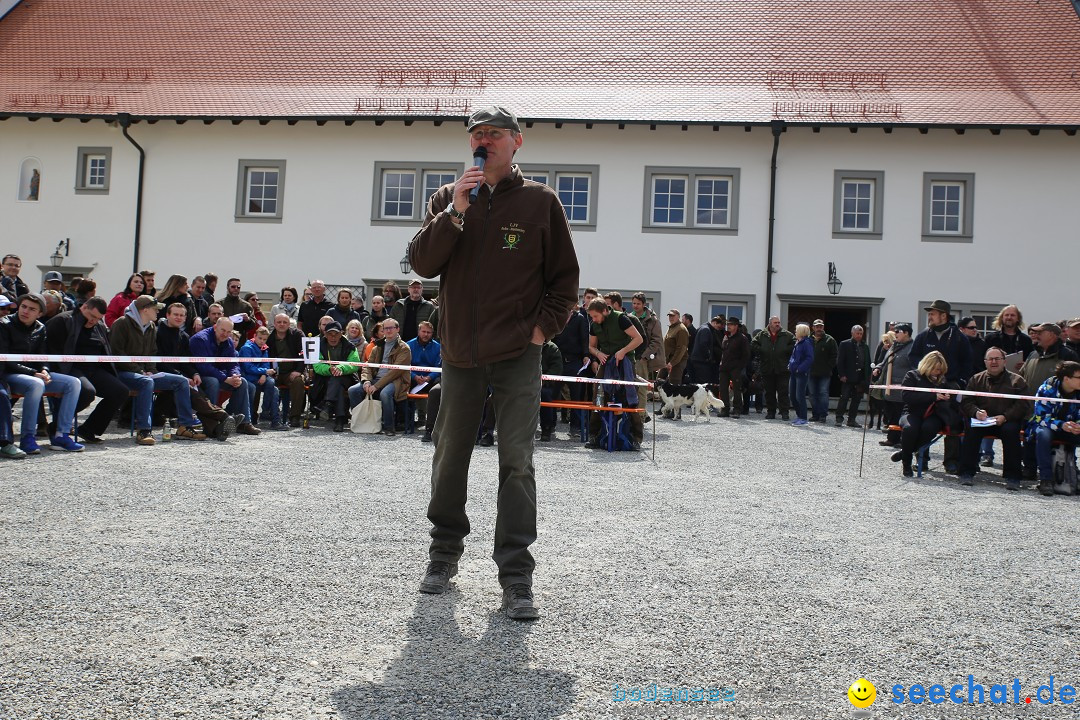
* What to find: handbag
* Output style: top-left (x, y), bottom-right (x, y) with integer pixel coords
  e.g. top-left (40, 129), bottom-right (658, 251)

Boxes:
top-left (1052, 444), bottom-right (1078, 495)
top-left (350, 396), bottom-right (382, 433)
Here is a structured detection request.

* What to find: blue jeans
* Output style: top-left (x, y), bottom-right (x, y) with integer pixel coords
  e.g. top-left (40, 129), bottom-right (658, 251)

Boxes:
top-left (980, 436), bottom-right (995, 461)
top-left (808, 375), bottom-right (831, 420)
top-left (200, 375), bottom-right (251, 423)
top-left (0, 384), bottom-right (13, 443)
top-left (150, 372), bottom-right (199, 426)
top-left (378, 383), bottom-right (396, 431)
top-left (788, 372), bottom-right (809, 420)
top-left (117, 371), bottom-right (155, 430)
top-left (247, 376), bottom-right (281, 424)
top-left (4, 371), bottom-right (82, 437)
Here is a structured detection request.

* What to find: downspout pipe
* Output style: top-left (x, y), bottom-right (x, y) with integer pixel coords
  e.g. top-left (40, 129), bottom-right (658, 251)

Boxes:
top-left (118, 113), bottom-right (145, 274)
top-left (764, 120), bottom-right (783, 323)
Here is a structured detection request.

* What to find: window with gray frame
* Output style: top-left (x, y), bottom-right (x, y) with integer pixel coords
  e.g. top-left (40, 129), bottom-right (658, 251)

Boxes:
top-left (75, 146), bottom-right (112, 194)
top-left (922, 172), bottom-right (974, 242)
top-left (643, 167), bottom-right (740, 234)
top-left (832, 170), bottom-right (884, 238)
top-left (371, 162), bottom-right (464, 224)
top-left (518, 164), bottom-right (599, 229)
top-left (235, 159), bottom-right (285, 223)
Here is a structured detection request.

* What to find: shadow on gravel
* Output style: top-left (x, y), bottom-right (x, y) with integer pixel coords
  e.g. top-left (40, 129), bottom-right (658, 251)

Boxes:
top-left (332, 592), bottom-right (576, 720)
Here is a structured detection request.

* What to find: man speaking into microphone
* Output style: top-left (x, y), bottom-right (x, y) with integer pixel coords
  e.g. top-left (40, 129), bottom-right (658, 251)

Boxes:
top-left (408, 106), bottom-right (579, 620)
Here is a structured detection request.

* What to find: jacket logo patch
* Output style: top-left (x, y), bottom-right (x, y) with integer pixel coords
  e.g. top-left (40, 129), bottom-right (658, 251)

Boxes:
top-left (501, 224), bottom-right (524, 250)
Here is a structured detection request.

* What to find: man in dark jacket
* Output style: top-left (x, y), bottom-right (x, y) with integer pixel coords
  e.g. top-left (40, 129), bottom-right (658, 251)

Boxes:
top-left (0, 255), bottom-right (29, 301)
top-left (690, 316), bottom-right (723, 386)
top-left (267, 312), bottom-right (306, 426)
top-left (44, 296), bottom-right (129, 444)
top-left (408, 106), bottom-right (579, 620)
top-left (959, 316), bottom-right (986, 374)
top-left (751, 316), bottom-right (795, 420)
top-left (188, 318), bottom-right (259, 435)
top-left (983, 304), bottom-right (1033, 374)
top-left (0, 293), bottom-right (83, 452)
top-left (389, 279), bottom-right (436, 342)
top-left (835, 324), bottom-right (871, 427)
top-left (809, 319), bottom-right (838, 422)
top-left (718, 317), bottom-right (750, 418)
top-left (297, 280), bottom-right (333, 336)
top-left (553, 302), bottom-right (590, 427)
top-left (909, 299), bottom-right (973, 473)
top-left (958, 347), bottom-right (1031, 489)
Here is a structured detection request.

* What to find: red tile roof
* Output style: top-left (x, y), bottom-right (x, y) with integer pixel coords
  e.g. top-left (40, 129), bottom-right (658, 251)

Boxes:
top-left (1, 0), bottom-right (1079, 126)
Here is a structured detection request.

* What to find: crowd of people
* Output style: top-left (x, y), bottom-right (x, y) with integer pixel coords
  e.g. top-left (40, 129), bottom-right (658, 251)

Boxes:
top-left (0, 254), bottom-right (1076, 497)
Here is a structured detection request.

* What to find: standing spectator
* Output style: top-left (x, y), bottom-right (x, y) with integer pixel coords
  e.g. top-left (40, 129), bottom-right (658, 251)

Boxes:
top-left (356, 318), bottom-right (411, 435)
top-left (553, 302), bottom-right (590, 429)
top-left (363, 295), bottom-right (390, 337)
top-left (1, 254), bottom-right (29, 301)
top-left (269, 286), bottom-right (300, 325)
top-left (138, 270), bottom-right (157, 297)
top-left (662, 309), bottom-right (689, 384)
top-left (239, 326), bottom-right (286, 430)
top-left (718, 317), bottom-right (750, 418)
top-left (585, 299), bottom-right (643, 447)
top-left (297, 279), bottom-right (333, 335)
top-left (266, 313), bottom-right (305, 426)
top-left (958, 316), bottom-right (986, 373)
top-left (381, 280), bottom-right (402, 306)
top-left (958, 347), bottom-right (1030, 489)
top-left (578, 288), bottom-right (599, 321)
top-left (835, 325), bottom-right (871, 427)
top-left (110, 295), bottom-right (207, 444)
top-left (104, 273), bottom-right (145, 327)
top-left (156, 274), bottom-right (195, 325)
top-left (202, 273), bottom-right (219, 305)
top-left (41, 271), bottom-right (74, 311)
top-left (983, 305), bottom-right (1033, 374)
top-left (1027, 361), bottom-right (1080, 496)
top-left (788, 323), bottom-right (814, 426)
top-left (73, 278), bottom-right (96, 310)
top-left (188, 318), bottom-right (259, 435)
top-left (868, 330), bottom-right (895, 429)
top-left (690, 316), bottom-right (723, 386)
top-left (188, 276), bottom-right (210, 332)
top-left (1021, 322), bottom-right (1079, 392)
top-left (328, 288), bottom-right (362, 329)
top-left (44, 296), bottom-right (130, 444)
top-left (1064, 318), bottom-right (1080, 357)
top-left (630, 292), bottom-right (665, 381)
top-left (0, 293), bottom-right (84, 452)
top-left (538, 339), bottom-right (563, 441)
top-left (390, 280), bottom-right (435, 342)
top-left (875, 323), bottom-right (915, 447)
top-left (406, 320), bottom-right (441, 437)
top-left (218, 278), bottom-right (255, 337)
top-left (893, 351), bottom-right (960, 477)
top-left (751, 316), bottom-right (795, 420)
top-left (808, 319), bottom-right (838, 422)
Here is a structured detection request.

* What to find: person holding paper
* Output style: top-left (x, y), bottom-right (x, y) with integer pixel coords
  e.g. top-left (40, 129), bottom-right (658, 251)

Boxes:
top-left (958, 347), bottom-right (1031, 489)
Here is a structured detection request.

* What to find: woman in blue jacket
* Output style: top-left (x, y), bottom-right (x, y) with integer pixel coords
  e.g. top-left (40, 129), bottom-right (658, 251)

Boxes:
top-left (788, 323), bottom-right (814, 425)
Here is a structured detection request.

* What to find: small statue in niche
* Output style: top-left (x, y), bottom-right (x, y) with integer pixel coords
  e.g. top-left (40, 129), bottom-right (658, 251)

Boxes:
top-left (28, 169), bottom-right (40, 201)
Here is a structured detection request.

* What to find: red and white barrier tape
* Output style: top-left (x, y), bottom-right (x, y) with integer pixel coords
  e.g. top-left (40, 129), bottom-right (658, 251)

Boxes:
top-left (870, 384), bottom-right (1080, 405)
top-left (0, 354), bottom-right (651, 387)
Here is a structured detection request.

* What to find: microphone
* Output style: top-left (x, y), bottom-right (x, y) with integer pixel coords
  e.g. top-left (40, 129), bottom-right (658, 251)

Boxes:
top-left (469, 146), bottom-right (488, 204)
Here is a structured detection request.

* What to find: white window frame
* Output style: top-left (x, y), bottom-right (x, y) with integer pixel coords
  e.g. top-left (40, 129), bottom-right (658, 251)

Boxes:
top-left (235, 159), bottom-right (285, 223)
top-left (371, 162), bottom-right (464, 225)
top-left (518, 164), bottom-right (599, 230)
top-left (75, 146), bottom-right (111, 194)
top-left (922, 172), bottom-right (974, 242)
top-left (832, 170), bottom-right (884, 239)
top-left (700, 293), bottom-right (755, 330)
top-left (644, 167), bottom-right (740, 235)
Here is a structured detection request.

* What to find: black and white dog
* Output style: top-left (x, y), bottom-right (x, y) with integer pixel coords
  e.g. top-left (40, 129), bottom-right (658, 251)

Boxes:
top-left (654, 381), bottom-right (726, 421)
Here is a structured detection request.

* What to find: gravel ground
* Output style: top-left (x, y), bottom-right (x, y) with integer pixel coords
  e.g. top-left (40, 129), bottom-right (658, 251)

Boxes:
top-left (1, 407), bottom-right (1078, 720)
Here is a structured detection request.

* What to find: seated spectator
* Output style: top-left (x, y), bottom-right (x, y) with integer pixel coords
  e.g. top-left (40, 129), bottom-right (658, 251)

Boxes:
top-left (1, 254), bottom-right (29, 301)
top-left (406, 320), bottom-right (441, 442)
top-left (1021, 322), bottom-right (1078, 392)
top-left (104, 273), bottom-right (145, 327)
top-left (219, 278), bottom-right (256, 337)
top-left (202, 302), bottom-right (224, 330)
top-left (187, 276), bottom-right (209, 332)
top-left (0, 293), bottom-right (83, 452)
top-left (266, 312), bottom-right (305, 427)
top-left (344, 319), bottom-right (366, 350)
top-left (156, 274), bottom-right (196, 326)
top-left (189, 317), bottom-right (260, 435)
top-left (110, 295), bottom-right (207, 444)
top-left (40, 290), bottom-right (65, 321)
top-left (65, 277), bottom-right (82, 305)
top-left (311, 322), bottom-right (360, 432)
top-left (1028, 360), bottom-right (1080, 496)
top-left (156, 302), bottom-right (236, 440)
top-left (328, 288), bottom-right (362, 329)
top-left (355, 318), bottom-right (410, 436)
top-left (239, 326), bottom-right (286, 430)
top-left (244, 292), bottom-right (267, 337)
top-left (390, 279), bottom-right (435, 342)
top-left (0, 380), bottom-right (26, 458)
top-left (0, 295), bottom-right (12, 319)
top-left (363, 321), bottom-right (384, 361)
top-left (318, 315), bottom-right (334, 336)
top-left (363, 295), bottom-right (390, 337)
top-left (297, 279), bottom-right (333, 336)
top-left (894, 351), bottom-right (960, 477)
top-left (72, 278), bottom-right (96, 310)
top-left (269, 286), bottom-right (299, 326)
top-left (958, 347), bottom-right (1030, 489)
top-left (539, 339), bottom-right (562, 442)
top-left (44, 296), bottom-right (130, 445)
top-left (42, 271), bottom-right (75, 311)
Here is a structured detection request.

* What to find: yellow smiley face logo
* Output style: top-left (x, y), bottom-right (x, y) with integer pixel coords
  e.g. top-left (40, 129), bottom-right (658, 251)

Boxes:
top-left (848, 678), bottom-right (876, 708)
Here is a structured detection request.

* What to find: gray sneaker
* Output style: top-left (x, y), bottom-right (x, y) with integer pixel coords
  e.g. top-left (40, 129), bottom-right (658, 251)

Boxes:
top-left (501, 583), bottom-right (539, 621)
top-left (419, 561), bottom-right (458, 594)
